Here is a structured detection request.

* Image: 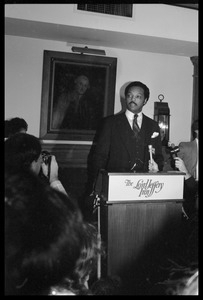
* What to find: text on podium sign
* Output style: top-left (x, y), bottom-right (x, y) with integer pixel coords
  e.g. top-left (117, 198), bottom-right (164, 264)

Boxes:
top-left (107, 172), bottom-right (184, 201)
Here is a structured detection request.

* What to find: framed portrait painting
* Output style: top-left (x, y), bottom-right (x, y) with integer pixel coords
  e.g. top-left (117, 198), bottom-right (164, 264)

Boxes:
top-left (40, 50), bottom-right (117, 141)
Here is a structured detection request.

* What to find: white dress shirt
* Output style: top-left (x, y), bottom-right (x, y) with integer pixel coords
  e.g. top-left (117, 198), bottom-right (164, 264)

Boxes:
top-left (125, 109), bottom-right (143, 129)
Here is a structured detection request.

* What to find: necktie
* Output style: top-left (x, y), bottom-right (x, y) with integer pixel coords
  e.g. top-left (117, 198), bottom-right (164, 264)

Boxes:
top-left (133, 114), bottom-right (140, 137)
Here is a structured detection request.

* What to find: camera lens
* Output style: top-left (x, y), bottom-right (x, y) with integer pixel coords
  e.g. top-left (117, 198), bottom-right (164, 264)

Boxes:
top-left (41, 150), bottom-right (51, 165)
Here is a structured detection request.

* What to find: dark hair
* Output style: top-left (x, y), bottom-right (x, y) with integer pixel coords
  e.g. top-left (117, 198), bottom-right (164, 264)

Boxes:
top-left (73, 222), bottom-right (102, 283)
top-left (5, 117), bottom-right (28, 138)
top-left (192, 119), bottom-right (198, 132)
top-left (51, 222), bottom-right (104, 295)
top-left (5, 171), bottom-right (85, 295)
top-left (5, 133), bottom-right (41, 173)
top-left (91, 276), bottom-right (122, 295)
top-left (124, 81), bottom-right (150, 102)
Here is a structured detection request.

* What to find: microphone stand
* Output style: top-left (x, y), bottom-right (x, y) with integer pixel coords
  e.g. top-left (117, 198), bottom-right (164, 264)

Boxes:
top-left (97, 195), bottom-right (101, 280)
top-left (93, 195), bottom-right (101, 280)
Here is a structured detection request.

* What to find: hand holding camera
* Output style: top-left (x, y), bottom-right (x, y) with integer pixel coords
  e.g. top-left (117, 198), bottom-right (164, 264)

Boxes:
top-left (41, 150), bottom-right (59, 183)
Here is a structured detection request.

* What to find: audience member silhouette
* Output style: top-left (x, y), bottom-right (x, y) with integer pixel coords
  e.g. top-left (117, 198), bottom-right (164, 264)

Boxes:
top-left (174, 119), bottom-right (198, 218)
top-left (4, 132), bottom-right (67, 195)
top-left (5, 117), bottom-right (28, 139)
top-left (5, 171), bottom-right (87, 295)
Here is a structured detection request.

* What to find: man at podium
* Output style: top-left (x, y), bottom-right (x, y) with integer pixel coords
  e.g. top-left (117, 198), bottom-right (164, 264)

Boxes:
top-left (87, 81), bottom-right (164, 191)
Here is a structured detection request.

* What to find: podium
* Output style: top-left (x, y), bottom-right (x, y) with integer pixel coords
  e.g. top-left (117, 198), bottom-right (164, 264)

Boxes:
top-left (97, 171), bottom-right (185, 281)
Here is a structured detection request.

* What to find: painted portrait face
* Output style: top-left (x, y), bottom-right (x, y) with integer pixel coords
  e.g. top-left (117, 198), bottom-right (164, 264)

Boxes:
top-left (75, 76), bottom-right (90, 95)
top-left (126, 86), bottom-right (147, 114)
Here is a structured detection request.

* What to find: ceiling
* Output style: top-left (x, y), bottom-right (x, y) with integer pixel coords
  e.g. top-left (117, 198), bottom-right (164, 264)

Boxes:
top-left (169, 3), bottom-right (198, 10)
top-left (5, 8), bottom-right (198, 58)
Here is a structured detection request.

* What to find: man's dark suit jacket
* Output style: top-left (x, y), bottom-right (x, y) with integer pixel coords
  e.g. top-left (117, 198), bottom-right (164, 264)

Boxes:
top-left (88, 112), bottom-right (164, 188)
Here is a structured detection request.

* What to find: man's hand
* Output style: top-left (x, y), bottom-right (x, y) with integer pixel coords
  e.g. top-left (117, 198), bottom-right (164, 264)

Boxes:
top-left (174, 157), bottom-right (191, 180)
top-left (49, 155), bottom-right (59, 183)
top-left (148, 158), bottom-right (159, 173)
top-left (41, 155), bottom-right (59, 183)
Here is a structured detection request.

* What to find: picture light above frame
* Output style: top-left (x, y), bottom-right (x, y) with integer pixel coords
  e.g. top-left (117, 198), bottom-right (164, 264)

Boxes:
top-left (71, 46), bottom-right (106, 56)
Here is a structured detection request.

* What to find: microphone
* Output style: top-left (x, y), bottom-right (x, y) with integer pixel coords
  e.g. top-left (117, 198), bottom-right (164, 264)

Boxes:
top-left (148, 145), bottom-right (153, 163)
top-left (169, 146), bottom-right (180, 170)
top-left (170, 146), bottom-right (180, 158)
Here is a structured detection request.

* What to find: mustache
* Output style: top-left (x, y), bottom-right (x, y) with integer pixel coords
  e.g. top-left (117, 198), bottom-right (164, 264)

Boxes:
top-left (129, 101), bottom-right (137, 105)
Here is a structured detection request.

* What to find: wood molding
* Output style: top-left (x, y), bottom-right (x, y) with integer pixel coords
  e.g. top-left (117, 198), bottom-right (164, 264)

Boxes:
top-left (190, 56), bottom-right (198, 127)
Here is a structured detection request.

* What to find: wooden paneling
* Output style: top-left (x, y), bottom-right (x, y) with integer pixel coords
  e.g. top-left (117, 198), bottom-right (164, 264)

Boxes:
top-left (41, 143), bottom-right (91, 168)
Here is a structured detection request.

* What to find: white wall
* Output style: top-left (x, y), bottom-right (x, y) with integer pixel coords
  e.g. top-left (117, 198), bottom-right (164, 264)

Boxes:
top-left (5, 35), bottom-right (193, 145)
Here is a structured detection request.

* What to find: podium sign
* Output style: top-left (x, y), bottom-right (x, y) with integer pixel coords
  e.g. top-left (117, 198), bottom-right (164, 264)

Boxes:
top-left (102, 172), bottom-right (184, 202)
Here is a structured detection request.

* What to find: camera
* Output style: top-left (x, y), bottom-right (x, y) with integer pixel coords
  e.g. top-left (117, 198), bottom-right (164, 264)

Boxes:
top-left (41, 150), bottom-right (52, 178)
top-left (41, 150), bottom-right (52, 165)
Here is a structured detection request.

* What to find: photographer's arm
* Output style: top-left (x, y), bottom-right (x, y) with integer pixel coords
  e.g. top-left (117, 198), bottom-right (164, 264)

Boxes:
top-left (174, 157), bottom-right (191, 180)
top-left (42, 156), bottom-right (68, 195)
